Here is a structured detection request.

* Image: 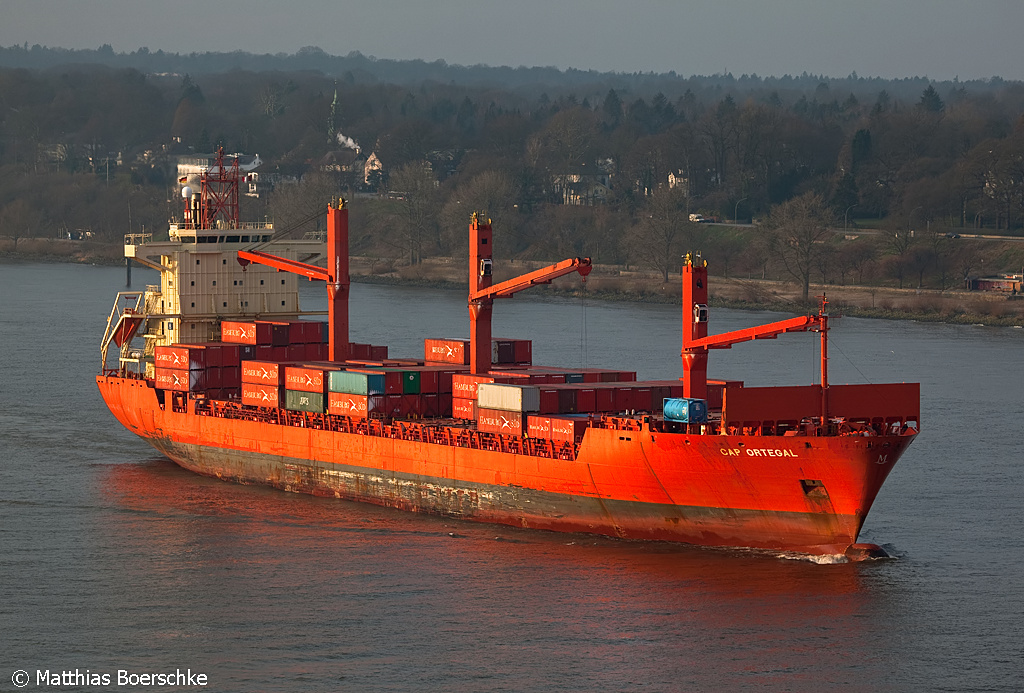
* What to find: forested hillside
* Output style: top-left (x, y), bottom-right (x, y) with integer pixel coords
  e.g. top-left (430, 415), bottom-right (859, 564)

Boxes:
top-left (1, 44), bottom-right (1023, 293)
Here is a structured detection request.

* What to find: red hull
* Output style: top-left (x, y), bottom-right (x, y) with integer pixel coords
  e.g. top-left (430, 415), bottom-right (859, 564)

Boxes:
top-left (98, 375), bottom-right (914, 555)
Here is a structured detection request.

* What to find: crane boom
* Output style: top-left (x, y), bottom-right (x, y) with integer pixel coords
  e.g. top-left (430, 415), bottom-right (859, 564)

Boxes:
top-left (467, 215), bottom-right (592, 373)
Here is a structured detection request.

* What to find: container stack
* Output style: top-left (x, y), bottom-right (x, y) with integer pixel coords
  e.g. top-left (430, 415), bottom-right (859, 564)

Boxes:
top-left (475, 383), bottom-right (540, 435)
top-left (241, 359), bottom-right (286, 407)
top-left (424, 337), bottom-right (532, 367)
top-left (282, 365), bottom-right (337, 413)
top-left (327, 369), bottom-right (387, 418)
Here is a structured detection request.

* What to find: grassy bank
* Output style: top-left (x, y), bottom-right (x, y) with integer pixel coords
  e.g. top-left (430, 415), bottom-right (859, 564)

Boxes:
top-left (358, 256), bottom-right (1024, 328)
top-left (4, 242), bottom-right (1022, 328)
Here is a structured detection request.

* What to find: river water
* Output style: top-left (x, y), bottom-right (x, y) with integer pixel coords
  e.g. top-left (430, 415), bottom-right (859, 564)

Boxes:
top-left (1, 262), bottom-right (1021, 692)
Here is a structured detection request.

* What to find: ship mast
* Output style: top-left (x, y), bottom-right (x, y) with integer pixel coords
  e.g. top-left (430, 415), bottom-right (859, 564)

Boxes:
top-left (467, 214), bottom-right (592, 374)
top-left (237, 199), bottom-right (351, 361)
top-left (680, 254), bottom-right (830, 422)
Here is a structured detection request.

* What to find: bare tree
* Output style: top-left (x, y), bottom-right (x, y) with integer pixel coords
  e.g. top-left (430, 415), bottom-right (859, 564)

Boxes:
top-left (387, 160), bottom-right (439, 264)
top-left (623, 186), bottom-right (694, 281)
top-left (765, 192), bottom-right (837, 301)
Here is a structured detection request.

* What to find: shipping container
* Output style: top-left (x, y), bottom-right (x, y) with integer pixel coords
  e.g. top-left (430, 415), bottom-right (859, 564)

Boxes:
top-left (369, 345), bottom-right (389, 360)
top-left (285, 344), bottom-right (306, 361)
top-left (255, 321), bottom-right (290, 346)
top-left (202, 341), bottom-right (243, 367)
top-left (221, 366), bottom-right (241, 388)
top-left (493, 340), bottom-right (516, 365)
top-left (538, 388), bottom-right (562, 414)
top-left (241, 360), bottom-right (286, 385)
top-left (284, 366), bottom-right (332, 394)
top-left (392, 369), bottom-right (421, 395)
top-left (421, 393), bottom-right (440, 418)
top-left (548, 415), bottom-right (590, 443)
top-left (452, 373), bottom-right (516, 399)
top-left (349, 343), bottom-right (371, 360)
top-left (241, 382), bottom-right (281, 408)
top-left (424, 338), bottom-right (470, 365)
top-left (327, 392), bottom-right (385, 418)
top-left (512, 339), bottom-right (532, 364)
top-left (557, 387), bottom-right (577, 413)
top-left (477, 383), bottom-right (541, 413)
top-left (154, 344), bottom-right (206, 371)
top-left (526, 414), bottom-right (550, 438)
top-left (221, 320), bottom-right (274, 346)
top-left (284, 389), bottom-right (325, 413)
top-left (328, 369), bottom-right (386, 395)
top-left (154, 367), bottom-right (206, 392)
top-left (205, 367), bottom-right (223, 389)
top-left (663, 398), bottom-right (708, 423)
top-left (452, 397), bottom-right (476, 420)
top-left (476, 407), bottom-right (524, 435)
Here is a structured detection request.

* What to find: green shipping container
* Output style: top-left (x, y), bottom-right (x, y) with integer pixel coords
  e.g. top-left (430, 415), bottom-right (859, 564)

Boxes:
top-left (386, 368), bottom-right (420, 394)
top-left (328, 369), bottom-right (386, 395)
top-left (284, 389), bottom-right (325, 413)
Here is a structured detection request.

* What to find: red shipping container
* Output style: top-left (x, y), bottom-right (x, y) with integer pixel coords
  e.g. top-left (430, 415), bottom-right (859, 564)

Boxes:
top-left (382, 395), bottom-right (406, 418)
top-left (424, 338), bottom-right (470, 365)
top-left (616, 387), bottom-right (634, 411)
top-left (206, 367), bottom-right (223, 389)
top-left (558, 388), bottom-right (577, 414)
top-left (477, 407), bottom-right (524, 435)
top-left (421, 393), bottom-right (440, 418)
top-left (302, 343), bottom-right (321, 361)
top-left (253, 321), bottom-right (289, 346)
top-left (327, 392), bottom-right (385, 418)
top-left (575, 388), bottom-right (597, 413)
top-left (512, 339), bottom-right (532, 364)
top-left (284, 366), bottom-right (331, 393)
top-left (418, 366), bottom-right (463, 393)
top-left (452, 397), bottom-right (476, 420)
top-left (439, 393), bottom-right (453, 417)
top-left (284, 344), bottom-right (305, 361)
top-left (414, 368), bottom-right (440, 394)
top-left (594, 385), bottom-right (616, 412)
top-left (548, 415), bottom-right (590, 443)
top-left (527, 414), bottom-right (550, 438)
top-left (222, 366), bottom-right (241, 388)
top-left (451, 374), bottom-right (515, 399)
top-left (222, 320), bottom-right (273, 345)
top-left (154, 368), bottom-right (205, 392)
top-left (242, 360), bottom-right (285, 385)
top-left (370, 345), bottom-right (389, 360)
top-left (401, 394), bottom-right (423, 417)
top-left (632, 387), bottom-right (653, 411)
top-left (538, 388), bottom-right (561, 414)
top-left (154, 344), bottom-right (206, 370)
top-left (203, 342), bottom-right (242, 367)
top-left (241, 382), bottom-right (281, 408)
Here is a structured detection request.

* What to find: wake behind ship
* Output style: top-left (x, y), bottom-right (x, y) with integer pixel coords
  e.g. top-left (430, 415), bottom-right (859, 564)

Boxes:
top-left (98, 151), bottom-right (919, 559)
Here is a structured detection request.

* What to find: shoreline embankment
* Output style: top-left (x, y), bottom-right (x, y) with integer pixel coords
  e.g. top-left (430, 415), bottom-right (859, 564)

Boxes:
top-left (3, 241), bottom-right (1022, 328)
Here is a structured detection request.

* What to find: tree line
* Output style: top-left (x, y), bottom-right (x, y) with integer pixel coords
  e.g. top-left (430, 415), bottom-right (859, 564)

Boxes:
top-left (1, 52), bottom-right (1023, 297)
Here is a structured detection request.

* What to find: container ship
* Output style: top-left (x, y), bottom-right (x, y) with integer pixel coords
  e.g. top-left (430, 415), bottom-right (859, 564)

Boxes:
top-left (97, 151), bottom-right (919, 559)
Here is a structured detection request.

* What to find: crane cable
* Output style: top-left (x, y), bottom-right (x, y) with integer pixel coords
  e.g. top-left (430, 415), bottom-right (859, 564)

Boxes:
top-left (580, 279), bottom-right (588, 368)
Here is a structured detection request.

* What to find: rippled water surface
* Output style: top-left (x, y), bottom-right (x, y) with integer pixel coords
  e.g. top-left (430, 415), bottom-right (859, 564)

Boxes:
top-left (1, 262), bottom-right (1021, 692)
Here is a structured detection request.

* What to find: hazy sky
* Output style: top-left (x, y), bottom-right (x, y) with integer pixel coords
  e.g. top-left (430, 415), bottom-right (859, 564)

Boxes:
top-left (3, 0), bottom-right (1023, 81)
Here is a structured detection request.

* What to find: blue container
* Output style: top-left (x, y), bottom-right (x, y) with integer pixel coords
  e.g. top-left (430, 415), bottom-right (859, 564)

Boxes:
top-left (663, 397), bottom-right (708, 423)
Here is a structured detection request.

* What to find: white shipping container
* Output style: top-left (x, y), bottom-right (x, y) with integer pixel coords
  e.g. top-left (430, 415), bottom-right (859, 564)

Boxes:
top-left (477, 383), bottom-right (540, 412)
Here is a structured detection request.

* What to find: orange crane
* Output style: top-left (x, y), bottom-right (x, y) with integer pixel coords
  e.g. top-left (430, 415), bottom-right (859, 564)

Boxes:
top-left (680, 252), bottom-right (830, 422)
top-left (468, 214), bottom-right (592, 374)
top-left (237, 199), bottom-right (350, 361)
